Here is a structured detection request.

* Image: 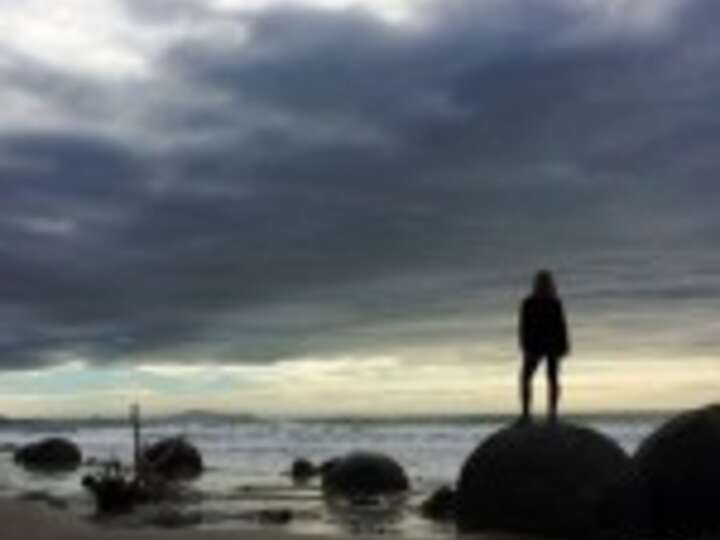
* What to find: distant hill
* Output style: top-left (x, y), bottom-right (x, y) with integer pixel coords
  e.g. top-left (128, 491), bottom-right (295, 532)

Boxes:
top-left (161, 410), bottom-right (260, 424)
top-left (0, 410), bottom-right (260, 430)
top-left (0, 409), bottom-right (678, 429)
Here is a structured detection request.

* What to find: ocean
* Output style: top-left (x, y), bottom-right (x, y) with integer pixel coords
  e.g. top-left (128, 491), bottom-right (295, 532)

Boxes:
top-left (0, 414), bottom-right (664, 537)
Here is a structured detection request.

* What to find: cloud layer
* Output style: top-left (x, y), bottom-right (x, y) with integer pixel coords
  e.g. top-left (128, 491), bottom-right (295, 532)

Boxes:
top-left (1, 0), bottom-right (719, 381)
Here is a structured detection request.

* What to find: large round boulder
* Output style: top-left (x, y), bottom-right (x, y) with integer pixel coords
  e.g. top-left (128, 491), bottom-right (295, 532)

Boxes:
top-left (14, 438), bottom-right (82, 472)
top-left (456, 421), bottom-right (636, 539)
top-left (322, 451), bottom-right (409, 497)
top-left (142, 437), bottom-right (203, 480)
top-left (634, 404), bottom-right (720, 539)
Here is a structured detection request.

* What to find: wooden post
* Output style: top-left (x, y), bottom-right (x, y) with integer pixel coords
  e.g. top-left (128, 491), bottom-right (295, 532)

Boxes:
top-left (130, 403), bottom-right (141, 473)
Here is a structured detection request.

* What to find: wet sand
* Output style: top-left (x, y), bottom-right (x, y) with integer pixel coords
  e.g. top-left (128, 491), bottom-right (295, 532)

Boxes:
top-left (1, 497), bottom-right (537, 540)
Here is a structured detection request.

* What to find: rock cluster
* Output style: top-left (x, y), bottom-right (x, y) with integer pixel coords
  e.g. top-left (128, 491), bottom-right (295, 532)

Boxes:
top-left (82, 437), bottom-right (205, 514)
top-left (21, 403), bottom-right (720, 539)
top-left (82, 472), bottom-right (137, 514)
top-left (455, 404), bottom-right (720, 539)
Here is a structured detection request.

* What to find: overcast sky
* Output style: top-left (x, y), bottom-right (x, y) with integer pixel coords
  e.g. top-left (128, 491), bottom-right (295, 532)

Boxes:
top-left (1, 0), bottom-right (719, 417)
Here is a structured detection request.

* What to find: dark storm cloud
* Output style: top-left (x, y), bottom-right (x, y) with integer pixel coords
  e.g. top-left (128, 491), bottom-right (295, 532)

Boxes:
top-left (1, 0), bottom-right (720, 370)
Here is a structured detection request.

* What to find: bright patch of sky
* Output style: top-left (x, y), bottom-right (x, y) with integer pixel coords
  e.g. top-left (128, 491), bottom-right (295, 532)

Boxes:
top-left (0, 1), bottom-right (148, 76)
top-left (212, 0), bottom-right (418, 24)
top-left (2, 351), bottom-right (720, 417)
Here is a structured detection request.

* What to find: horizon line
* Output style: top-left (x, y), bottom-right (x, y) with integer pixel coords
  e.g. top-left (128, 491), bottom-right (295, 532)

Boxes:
top-left (0, 406), bottom-right (693, 424)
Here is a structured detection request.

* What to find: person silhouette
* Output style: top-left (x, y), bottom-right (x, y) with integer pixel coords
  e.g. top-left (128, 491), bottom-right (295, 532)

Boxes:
top-left (518, 270), bottom-right (570, 423)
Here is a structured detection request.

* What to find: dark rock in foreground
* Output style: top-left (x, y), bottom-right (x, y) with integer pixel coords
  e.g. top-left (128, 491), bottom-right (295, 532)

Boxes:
top-left (322, 451), bottom-right (409, 497)
top-left (320, 458), bottom-right (340, 477)
top-left (83, 456), bottom-right (198, 514)
top-left (420, 486), bottom-right (456, 521)
top-left (634, 404), bottom-right (720, 539)
top-left (14, 438), bottom-right (82, 472)
top-left (142, 437), bottom-right (203, 480)
top-left (82, 474), bottom-right (137, 514)
top-left (456, 421), bottom-right (636, 539)
top-left (259, 508), bottom-right (293, 525)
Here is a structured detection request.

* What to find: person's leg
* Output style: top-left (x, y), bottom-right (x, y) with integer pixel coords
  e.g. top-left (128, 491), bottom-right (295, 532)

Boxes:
top-left (547, 355), bottom-right (561, 422)
top-left (520, 354), bottom-right (541, 422)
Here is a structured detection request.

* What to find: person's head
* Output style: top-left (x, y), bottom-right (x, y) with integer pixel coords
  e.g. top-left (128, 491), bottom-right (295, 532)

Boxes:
top-left (532, 270), bottom-right (558, 299)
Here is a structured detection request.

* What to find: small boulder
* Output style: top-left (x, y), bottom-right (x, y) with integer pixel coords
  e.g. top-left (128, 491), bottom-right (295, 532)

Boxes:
top-left (322, 451), bottom-right (409, 497)
top-left (634, 404), bottom-right (720, 539)
top-left (14, 438), bottom-right (82, 472)
top-left (291, 458), bottom-right (317, 483)
top-left (420, 486), bottom-right (456, 521)
top-left (456, 421), bottom-right (636, 539)
top-left (142, 437), bottom-right (203, 480)
top-left (320, 458), bottom-right (340, 476)
top-left (259, 509), bottom-right (293, 525)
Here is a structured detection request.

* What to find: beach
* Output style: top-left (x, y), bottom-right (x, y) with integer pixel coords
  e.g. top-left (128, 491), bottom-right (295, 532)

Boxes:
top-left (3, 498), bottom-right (249, 540)
top-left (1, 497), bottom-right (540, 540)
top-left (0, 415), bottom-right (661, 540)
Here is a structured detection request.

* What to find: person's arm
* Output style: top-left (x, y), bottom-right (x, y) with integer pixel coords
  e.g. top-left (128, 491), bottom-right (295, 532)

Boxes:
top-left (557, 300), bottom-right (570, 356)
top-left (518, 299), bottom-right (528, 352)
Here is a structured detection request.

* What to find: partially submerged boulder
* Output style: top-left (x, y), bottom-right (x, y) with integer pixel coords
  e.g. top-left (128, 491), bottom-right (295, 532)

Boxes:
top-left (456, 421), bottom-right (636, 539)
top-left (291, 458), bottom-right (317, 483)
top-left (319, 457), bottom-right (340, 477)
top-left (634, 404), bottom-right (720, 539)
top-left (14, 438), bottom-right (82, 472)
top-left (82, 473), bottom-right (137, 514)
top-left (258, 508), bottom-right (293, 525)
top-left (420, 486), bottom-right (456, 521)
top-left (322, 451), bottom-right (409, 497)
top-left (141, 437), bottom-right (203, 480)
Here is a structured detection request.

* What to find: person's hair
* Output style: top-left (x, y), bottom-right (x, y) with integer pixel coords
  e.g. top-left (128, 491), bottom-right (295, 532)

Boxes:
top-left (532, 270), bottom-right (558, 299)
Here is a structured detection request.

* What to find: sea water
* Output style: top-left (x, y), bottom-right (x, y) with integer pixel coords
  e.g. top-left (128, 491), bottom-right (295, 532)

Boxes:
top-left (0, 415), bottom-right (662, 537)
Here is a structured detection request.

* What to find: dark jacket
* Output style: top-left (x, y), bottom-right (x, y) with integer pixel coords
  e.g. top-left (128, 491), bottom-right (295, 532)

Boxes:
top-left (519, 296), bottom-right (569, 357)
